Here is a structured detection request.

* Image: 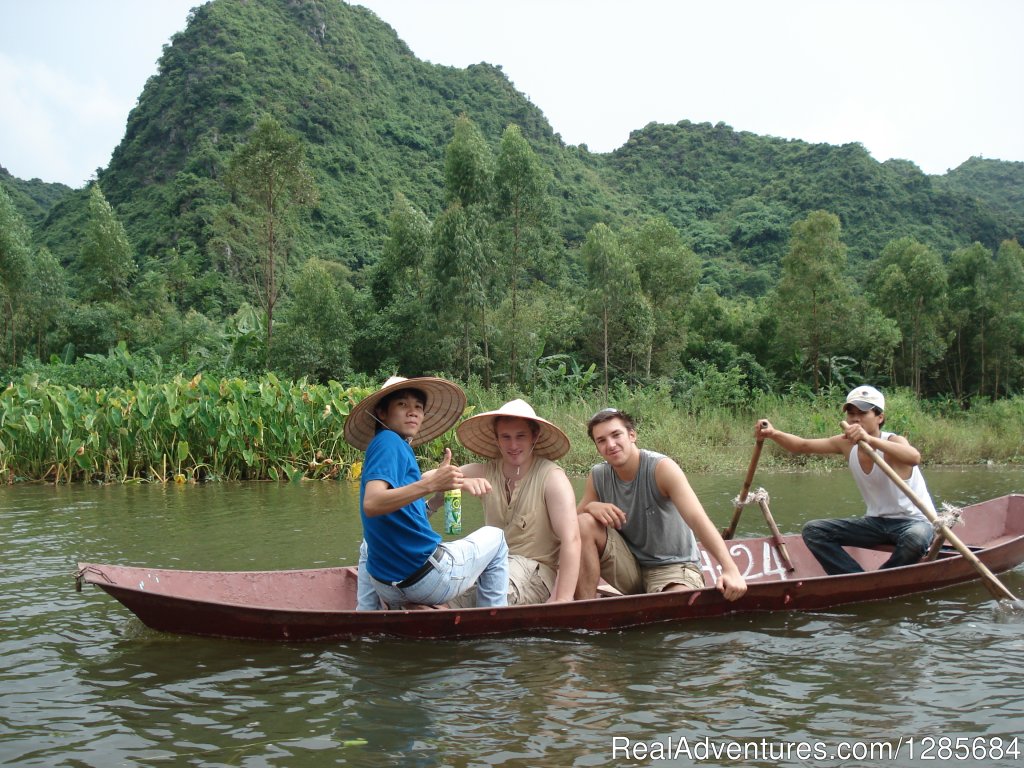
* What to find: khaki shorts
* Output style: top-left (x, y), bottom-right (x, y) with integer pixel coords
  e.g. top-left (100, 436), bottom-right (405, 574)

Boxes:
top-left (447, 554), bottom-right (556, 607)
top-left (600, 527), bottom-right (705, 594)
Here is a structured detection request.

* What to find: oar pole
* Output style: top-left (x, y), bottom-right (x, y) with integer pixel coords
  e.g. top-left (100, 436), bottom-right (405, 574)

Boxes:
top-left (722, 437), bottom-right (764, 540)
top-left (842, 421), bottom-right (1019, 602)
top-left (756, 497), bottom-right (795, 571)
top-left (924, 533), bottom-right (945, 561)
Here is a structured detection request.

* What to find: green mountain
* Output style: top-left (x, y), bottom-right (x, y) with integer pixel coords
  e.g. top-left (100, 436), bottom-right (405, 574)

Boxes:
top-left (614, 121), bottom-right (1013, 258)
top-left (940, 156), bottom-right (1024, 236)
top-left (90, 0), bottom-right (626, 270)
top-left (15, 0), bottom-right (1024, 307)
top-left (0, 166), bottom-right (71, 227)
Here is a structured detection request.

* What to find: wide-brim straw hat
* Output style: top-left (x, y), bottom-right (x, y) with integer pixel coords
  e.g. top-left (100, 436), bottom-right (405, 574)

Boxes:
top-left (456, 399), bottom-right (570, 460)
top-left (344, 376), bottom-right (466, 451)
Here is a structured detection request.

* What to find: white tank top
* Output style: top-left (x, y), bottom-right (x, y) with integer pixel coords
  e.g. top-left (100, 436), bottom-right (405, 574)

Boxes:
top-left (849, 432), bottom-right (934, 520)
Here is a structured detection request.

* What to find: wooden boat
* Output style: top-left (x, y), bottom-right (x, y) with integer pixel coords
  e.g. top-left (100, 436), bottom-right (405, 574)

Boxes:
top-left (76, 493), bottom-right (1024, 642)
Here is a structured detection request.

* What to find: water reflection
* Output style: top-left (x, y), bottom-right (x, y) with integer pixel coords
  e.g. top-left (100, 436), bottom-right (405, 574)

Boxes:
top-left (1, 469), bottom-right (1022, 767)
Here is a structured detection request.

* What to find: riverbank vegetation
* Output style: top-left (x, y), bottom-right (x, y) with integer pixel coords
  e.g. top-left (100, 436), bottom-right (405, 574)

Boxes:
top-left (1, 363), bottom-right (1020, 484)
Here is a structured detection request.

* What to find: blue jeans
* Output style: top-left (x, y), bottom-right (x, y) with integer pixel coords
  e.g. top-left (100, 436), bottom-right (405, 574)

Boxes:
top-left (366, 526), bottom-right (509, 609)
top-left (802, 515), bottom-right (934, 575)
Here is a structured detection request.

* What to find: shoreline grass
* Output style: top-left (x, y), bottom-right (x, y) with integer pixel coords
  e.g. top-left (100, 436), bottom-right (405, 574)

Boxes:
top-left (455, 385), bottom-right (1024, 476)
top-left (1, 373), bottom-right (1021, 483)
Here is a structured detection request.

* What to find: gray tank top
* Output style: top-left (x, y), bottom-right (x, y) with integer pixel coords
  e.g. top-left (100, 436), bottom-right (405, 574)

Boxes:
top-left (591, 449), bottom-right (699, 566)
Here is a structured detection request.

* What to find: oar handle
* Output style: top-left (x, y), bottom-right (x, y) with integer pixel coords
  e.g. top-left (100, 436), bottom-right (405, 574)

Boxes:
top-left (842, 421), bottom-right (1018, 602)
top-left (722, 437), bottom-right (764, 540)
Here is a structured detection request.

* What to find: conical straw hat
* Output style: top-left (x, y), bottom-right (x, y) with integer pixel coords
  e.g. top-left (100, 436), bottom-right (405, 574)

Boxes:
top-left (344, 376), bottom-right (466, 450)
top-left (456, 399), bottom-right (569, 460)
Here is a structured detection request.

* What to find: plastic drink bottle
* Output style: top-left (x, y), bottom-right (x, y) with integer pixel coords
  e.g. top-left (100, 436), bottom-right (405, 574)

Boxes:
top-left (444, 489), bottom-right (462, 534)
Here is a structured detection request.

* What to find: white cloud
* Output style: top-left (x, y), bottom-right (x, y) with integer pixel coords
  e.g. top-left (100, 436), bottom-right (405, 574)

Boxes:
top-left (0, 52), bottom-right (131, 186)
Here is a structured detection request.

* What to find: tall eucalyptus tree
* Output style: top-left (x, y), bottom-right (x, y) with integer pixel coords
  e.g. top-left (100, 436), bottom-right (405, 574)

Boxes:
top-left (582, 223), bottom-right (652, 397)
top-left (985, 240), bottom-right (1024, 396)
top-left (358, 192), bottom-right (436, 374)
top-left (772, 210), bottom-right (852, 392)
top-left (224, 114), bottom-right (317, 362)
top-left (946, 242), bottom-right (994, 399)
top-left (439, 115), bottom-right (495, 385)
top-left (623, 217), bottom-right (701, 377)
top-left (869, 237), bottom-right (947, 396)
top-left (493, 124), bottom-right (553, 387)
top-left (78, 183), bottom-right (136, 304)
top-left (432, 202), bottom-right (489, 383)
top-left (0, 186), bottom-right (32, 363)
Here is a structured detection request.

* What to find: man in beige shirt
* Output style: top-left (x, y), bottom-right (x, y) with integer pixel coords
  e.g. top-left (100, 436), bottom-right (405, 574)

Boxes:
top-left (445, 399), bottom-right (580, 605)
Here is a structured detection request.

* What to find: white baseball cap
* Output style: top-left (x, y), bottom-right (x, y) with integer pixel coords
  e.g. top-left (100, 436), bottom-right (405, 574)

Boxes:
top-left (844, 385), bottom-right (885, 413)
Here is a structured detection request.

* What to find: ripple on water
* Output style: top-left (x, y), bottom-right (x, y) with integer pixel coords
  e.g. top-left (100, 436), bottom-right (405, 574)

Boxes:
top-left (4, 479), bottom-right (1024, 767)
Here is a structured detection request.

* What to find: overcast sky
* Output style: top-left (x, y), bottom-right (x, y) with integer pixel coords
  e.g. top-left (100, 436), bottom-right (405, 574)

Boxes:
top-left (2, 0), bottom-right (1022, 188)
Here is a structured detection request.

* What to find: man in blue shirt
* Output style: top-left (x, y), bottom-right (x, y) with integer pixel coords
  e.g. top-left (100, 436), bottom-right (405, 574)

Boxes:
top-left (345, 376), bottom-right (508, 609)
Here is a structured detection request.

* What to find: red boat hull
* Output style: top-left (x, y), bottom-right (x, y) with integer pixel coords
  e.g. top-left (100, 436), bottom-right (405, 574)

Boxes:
top-left (77, 494), bottom-right (1024, 641)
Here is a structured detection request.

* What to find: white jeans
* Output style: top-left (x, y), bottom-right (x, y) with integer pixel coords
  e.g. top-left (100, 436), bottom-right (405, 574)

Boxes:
top-left (363, 526), bottom-right (509, 609)
top-left (356, 539), bottom-right (382, 610)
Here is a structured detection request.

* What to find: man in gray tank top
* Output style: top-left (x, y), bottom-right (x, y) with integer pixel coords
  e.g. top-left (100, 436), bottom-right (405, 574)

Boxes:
top-left (575, 409), bottom-right (748, 601)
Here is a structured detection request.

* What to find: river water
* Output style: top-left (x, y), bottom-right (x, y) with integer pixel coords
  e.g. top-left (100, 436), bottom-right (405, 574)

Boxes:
top-left (2, 467), bottom-right (1022, 767)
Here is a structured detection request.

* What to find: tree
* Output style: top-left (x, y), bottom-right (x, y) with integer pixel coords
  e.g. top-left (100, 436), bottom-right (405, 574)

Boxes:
top-left (370, 193), bottom-right (432, 309)
top-left (623, 217), bottom-right (701, 377)
top-left (582, 223), bottom-right (652, 396)
top-left (432, 202), bottom-right (490, 382)
top-left (771, 211), bottom-right (852, 392)
top-left (273, 258), bottom-right (354, 381)
top-left (439, 115), bottom-right (495, 385)
top-left (58, 184), bottom-right (140, 359)
top-left (224, 114), bottom-right (317, 362)
top-left (0, 186), bottom-right (33, 363)
top-left (945, 242), bottom-right (994, 399)
top-left (20, 247), bottom-right (69, 361)
top-left (984, 240), bottom-right (1024, 396)
top-left (77, 183), bottom-right (137, 303)
top-left (493, 124), bottom-right (553, 387)
top-left (354, 192), bottom-right (437, 374)
top-left (868, 237), bottom-right (947, 396)
top-left (444, 114), bottom-right (493, 208)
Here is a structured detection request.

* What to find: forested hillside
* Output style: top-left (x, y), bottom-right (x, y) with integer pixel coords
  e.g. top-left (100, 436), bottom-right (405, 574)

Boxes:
top-left (607, 122), bottom-right (1014, 295)
top-left (0, 167), bottom-right (71, 226)
top-left (94, 0), bottom-right (620, 265)
top-left (940, 157), bottom-right (1024, 236)
top-left (2, 0), bottom-right (1022, 406)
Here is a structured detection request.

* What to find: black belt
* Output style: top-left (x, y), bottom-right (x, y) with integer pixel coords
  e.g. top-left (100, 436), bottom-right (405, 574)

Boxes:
top-left (394, 545), bottom-right (444, 588)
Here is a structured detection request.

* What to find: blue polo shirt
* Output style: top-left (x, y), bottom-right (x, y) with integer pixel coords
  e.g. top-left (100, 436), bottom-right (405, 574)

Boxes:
top-left (359, 429), bottom-right (441, 583)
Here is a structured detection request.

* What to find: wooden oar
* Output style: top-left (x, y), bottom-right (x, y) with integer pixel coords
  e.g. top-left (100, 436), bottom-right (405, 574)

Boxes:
top-left (722, 434), bottom-right (764, 540)
top-left (842, 421), bottom-right (1019, 602)
top-left (924, 514), bottom-right (957, 561)
top-left (755, 495), bottom-right (795, 571)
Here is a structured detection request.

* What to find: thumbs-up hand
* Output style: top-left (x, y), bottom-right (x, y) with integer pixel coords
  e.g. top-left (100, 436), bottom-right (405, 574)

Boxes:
top-left (423, 448), bottom-right (463, 492)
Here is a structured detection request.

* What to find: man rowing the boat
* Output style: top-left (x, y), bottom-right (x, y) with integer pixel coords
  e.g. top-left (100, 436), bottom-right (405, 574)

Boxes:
top-left (574, 408), bottom-right (747, 601)
top-left (445, 399), bottom-right (580, 605)
top-left (346, 376), bottom-right (508, 610)
top-left (755, 385), bottom-right (936, 575)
